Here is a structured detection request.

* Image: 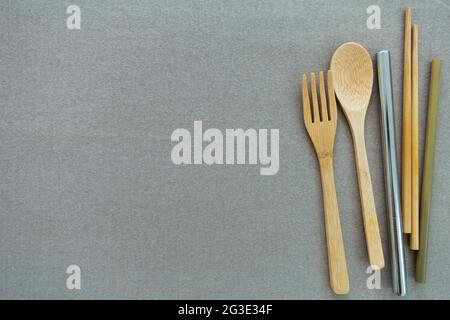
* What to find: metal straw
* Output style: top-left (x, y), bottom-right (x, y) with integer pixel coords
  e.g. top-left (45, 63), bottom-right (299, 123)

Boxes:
top-left (376, 50), bottom-right (407, 296)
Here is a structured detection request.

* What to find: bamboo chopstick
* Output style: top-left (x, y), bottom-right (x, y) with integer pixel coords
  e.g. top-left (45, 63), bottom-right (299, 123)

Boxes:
top-left (402, 7), bottom-right (413, 234)
top-left (410, 24), bottom-right (420, 250)
top-left (416, 59), bottom-right (442, 283)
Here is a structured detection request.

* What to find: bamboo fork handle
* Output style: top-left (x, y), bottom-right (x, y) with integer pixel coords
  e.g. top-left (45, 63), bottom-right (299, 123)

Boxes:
top-left (318, 157), bottom-right (350, 294)
top-left (351, 123), bottom-right (385, 269)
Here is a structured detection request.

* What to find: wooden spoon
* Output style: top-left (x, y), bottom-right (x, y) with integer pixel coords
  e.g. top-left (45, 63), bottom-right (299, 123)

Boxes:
top-left (331, 42), bottom-right (385, 269)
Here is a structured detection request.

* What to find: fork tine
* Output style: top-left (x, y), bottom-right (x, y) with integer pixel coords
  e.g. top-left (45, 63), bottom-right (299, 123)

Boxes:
top-left (327, 70), bottom-right (338, 121)
top-left (310, 73), bottom-right (320, 122)
top-left (319, 71), bottom-right (329, 121)
top-left (302, 74), bottom-right (312, 124)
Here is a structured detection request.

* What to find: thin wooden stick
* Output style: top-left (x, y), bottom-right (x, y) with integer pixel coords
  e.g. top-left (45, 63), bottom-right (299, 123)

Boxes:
top-left (402, 8), bottom-right (412, 234)
top-left (411, 24), bottom-right (420, 250)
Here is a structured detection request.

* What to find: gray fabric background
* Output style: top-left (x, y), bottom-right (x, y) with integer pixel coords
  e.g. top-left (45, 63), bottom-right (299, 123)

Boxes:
top-left (0, 0), bottom-right (449, 299)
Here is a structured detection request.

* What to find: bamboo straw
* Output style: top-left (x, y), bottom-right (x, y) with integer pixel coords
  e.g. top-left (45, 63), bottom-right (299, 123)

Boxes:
top-left (410, 24), bottom-right (420, 250)
top-left (416, 59), bottom-right (442, 282)
top-left (402, 8), bottom-right (412, 234)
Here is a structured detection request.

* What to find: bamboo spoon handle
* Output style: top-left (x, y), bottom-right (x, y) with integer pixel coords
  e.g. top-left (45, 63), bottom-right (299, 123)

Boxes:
top-left (411, 24), bottom-right (420, 250)
top-left (319, 157), bottom-right (350, 294)
top-left (402, 7), bottom-right (412, 234)
top-left (351, 125), bottom-right (385, 269)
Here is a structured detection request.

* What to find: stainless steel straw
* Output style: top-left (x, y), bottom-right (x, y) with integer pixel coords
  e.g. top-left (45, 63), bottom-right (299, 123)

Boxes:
top-left (376, 50), bottom-right (407, 296)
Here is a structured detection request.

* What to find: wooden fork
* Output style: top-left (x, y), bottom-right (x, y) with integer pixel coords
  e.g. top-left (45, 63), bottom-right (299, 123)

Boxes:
top-left (302, 71), bottom-right (349, 294)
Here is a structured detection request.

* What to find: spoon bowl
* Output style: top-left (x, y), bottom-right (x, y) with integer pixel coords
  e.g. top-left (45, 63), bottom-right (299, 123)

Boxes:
top-left (331, 42), bottom-right (374, 117)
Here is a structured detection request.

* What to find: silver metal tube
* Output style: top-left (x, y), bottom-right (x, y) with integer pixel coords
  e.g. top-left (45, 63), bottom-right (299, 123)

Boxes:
top-left (376, 50), bottom-right (407, 296)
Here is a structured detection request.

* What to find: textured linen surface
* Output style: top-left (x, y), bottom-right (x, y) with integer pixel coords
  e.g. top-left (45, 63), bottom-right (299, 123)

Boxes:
top-left (0, 0), bottom-right (449, 299)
